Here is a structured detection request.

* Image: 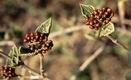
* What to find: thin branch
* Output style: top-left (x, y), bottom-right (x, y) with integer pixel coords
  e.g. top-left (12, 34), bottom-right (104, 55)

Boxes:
top-left (20, 68), bottom-right (26, 80)
top-left (0, 41), bottom-right (14, 46)
top-left (70, 46), bottom-right (104, 80)
top-left (49, 25), bottom-right (87, 38)
top-left (39, 54), bottom-right (44, 77)
top-left (79, 46), bottom-right (104, 71)
top-left (107, 35), bottom-right (129, 51)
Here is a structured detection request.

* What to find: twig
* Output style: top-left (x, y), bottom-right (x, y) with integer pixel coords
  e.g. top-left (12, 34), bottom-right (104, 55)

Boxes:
top-left (106, 35), bottom-right (129, 51)
top-left (0, 41), bottom-right (14, 46)
top-left (19, 76), bottom-right (43, 79)
top-left (79, 46), bottom-right (104, 71)
top-left (49, 25), bottom-right (87, 38)
top-left (39, 54), bottom-right (44, 77)
top-left (0, 51), bottom-right (41, 76)
top-left (70, 46), bottom-right (104, 80)
top-left (20, 68), bottom-right (26, 80)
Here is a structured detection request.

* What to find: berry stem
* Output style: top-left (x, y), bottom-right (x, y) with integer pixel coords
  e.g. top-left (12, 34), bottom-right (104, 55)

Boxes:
top-left (39, 54), bottom-right (44, 77)
top-left (106, 35), bottom-right (129, 51)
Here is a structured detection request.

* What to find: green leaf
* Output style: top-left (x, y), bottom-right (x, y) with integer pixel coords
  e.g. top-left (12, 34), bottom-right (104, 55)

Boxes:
top-left (80, 4), bottom-right (94, 17)
top-left (35, 18), bottom-right (52, 34)
top-left (99, 22), bottom-right (115, 37)
top-left (7, 44), bottom-right (21, 67)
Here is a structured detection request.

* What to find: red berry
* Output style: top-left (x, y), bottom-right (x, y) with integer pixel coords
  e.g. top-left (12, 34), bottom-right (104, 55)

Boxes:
top-left (89, 21), bottom-right (93, 26)
top-left (105, 12), bottom-right (108, 15)
top-left (93, 10), bottom-right (98, 15)
top-left (93, 20), bottom-right (97, 24)
top-left (96, 16), bottom-right (100, 19)
top-left (95, 23), bottom-right (100, 28)
top-left (107, 8), bottom-right (112, 13)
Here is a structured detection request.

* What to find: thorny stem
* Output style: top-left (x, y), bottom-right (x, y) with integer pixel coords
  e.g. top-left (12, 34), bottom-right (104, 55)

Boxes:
top-left (107, 35), bottom-right (129, 51)
top-left (0, 51), bottom-right (41, 76)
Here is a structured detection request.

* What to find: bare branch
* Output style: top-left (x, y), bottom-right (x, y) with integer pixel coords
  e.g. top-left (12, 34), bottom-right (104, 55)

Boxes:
top-left (107, 35), bottom-right (129, 51)
top-left (49, 25), bottom-right (87, 38)
top-left (79, 46), bottom-right (104, 71)
top-left (70, 46), bottom-right (104, 80)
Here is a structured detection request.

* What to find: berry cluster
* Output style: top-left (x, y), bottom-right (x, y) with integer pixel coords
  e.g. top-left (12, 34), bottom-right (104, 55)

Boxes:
top-left (85, 7), bottom-right (114, 30)
top-left (23, 32), bottom-right (53, 55)
top-left (0, 66), bottom-right (17, 79)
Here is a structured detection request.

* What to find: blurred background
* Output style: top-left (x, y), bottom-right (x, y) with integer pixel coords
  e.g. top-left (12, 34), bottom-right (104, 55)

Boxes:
top-left (0, 0), bottom-right (131, 80)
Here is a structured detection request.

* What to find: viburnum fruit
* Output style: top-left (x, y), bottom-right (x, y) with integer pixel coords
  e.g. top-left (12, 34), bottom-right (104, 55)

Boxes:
top-left (85, 7), bottom-right (114, 30)
top-left (0, 66), bottom-right (17, 79)
top-left (23, 32), bottom-right (53, 55)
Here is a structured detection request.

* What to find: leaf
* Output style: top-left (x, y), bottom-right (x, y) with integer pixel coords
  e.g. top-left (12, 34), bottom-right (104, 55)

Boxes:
top-left (84, 0), bottom-right (105, 8)
top-left (35, 18), bottom-right (52, 34)
top-left (7, 44), bottom-right (21, 67)
top-left (99, 22), bottom-right (115, 37)
top-left (80, 4), bottom-right (94, 17)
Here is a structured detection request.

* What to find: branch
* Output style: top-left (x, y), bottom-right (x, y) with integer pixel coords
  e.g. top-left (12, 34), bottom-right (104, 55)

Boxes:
top-left (70, 46), bottom-right (104, 80)
top-left (79, 46), bottom-right (104, 71)
top-left (106, 35), bottom-right (129, 51)
top-left (39, 54), bottom-right (44, 77)
top-left (49, 25), bottom-right (87, 38)
top-left (0, 41), bottom-right (14, 46)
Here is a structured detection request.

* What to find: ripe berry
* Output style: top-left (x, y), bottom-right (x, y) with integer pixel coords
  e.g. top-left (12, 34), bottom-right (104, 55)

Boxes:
top-left (107, 8), bottom-right (112, 13)
top-left (93, 10), bottom-right (98, 15)
top-left (0, 66), bottom-right (17, 79)
top-left (96, 15), bottom-right (100, 19)
top-left (93, 20), bottom-right (97, 24)
top-left (85, 7), bottom-right (114, 30)
top-left (89, 21), bottom-right (93, 26)
top-left (102, 8), bottom-right (106, 12)
top-left (104, 12), bottom-right (108, 16)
